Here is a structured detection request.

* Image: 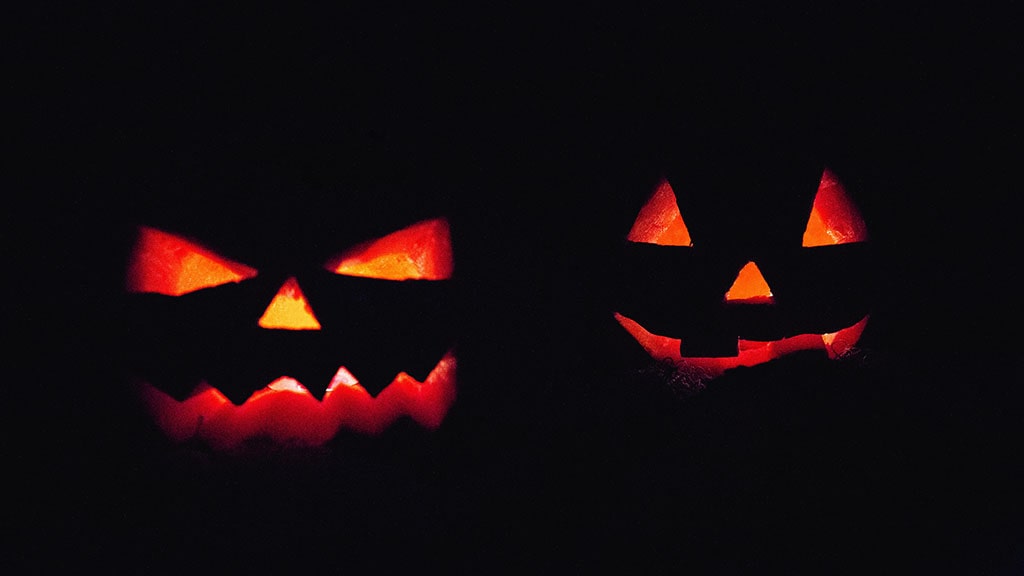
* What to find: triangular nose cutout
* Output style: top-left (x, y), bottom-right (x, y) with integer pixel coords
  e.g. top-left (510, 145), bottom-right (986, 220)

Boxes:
top-left (258, 277), bottom-right (322, 330)
top-left (724, 261), bottom-right (775, 304)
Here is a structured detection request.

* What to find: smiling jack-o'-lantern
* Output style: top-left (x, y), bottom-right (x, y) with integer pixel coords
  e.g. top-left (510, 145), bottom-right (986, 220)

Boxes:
top-left (122, 182), bottom-right (457, 451)
top-left (614, 162), bottom-right (872, 379)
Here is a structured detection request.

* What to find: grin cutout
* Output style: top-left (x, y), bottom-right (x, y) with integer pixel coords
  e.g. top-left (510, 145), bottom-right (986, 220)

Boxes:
top-left (134, 352), bottom-right (456, 450)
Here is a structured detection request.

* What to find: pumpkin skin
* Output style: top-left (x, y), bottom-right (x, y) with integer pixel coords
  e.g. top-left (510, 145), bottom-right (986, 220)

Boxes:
top-left (119, 148), bottom-right (458, 451)
top-left (614, 155), bottom-right (873, 379)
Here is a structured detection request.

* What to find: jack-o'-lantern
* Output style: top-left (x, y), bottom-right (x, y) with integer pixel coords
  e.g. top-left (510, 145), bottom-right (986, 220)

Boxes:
top-left (121, 159), bottom-right (458, 451)
top-left (614, 160), bottom-right (872, 380)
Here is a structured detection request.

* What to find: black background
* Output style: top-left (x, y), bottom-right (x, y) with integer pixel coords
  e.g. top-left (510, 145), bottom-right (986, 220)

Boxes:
top-left (12, 4), bottom-right (1020, 574)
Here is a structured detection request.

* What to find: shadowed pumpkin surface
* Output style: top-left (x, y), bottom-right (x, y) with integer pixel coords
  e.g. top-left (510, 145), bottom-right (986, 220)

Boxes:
top-left (15, 4), bottom-right (1020, 575)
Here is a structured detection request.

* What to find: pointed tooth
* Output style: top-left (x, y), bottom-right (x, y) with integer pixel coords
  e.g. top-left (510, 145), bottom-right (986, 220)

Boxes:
top-left (265, 377), bottom-right (309, 394)
top-left (326, 366), bottom-right (360, 393)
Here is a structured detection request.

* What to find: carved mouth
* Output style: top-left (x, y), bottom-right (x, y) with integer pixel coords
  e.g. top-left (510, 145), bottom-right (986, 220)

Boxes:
top-left (133, 351), bottom-right (456, 450)
top-left (615, 313), bottom-right (869, 377)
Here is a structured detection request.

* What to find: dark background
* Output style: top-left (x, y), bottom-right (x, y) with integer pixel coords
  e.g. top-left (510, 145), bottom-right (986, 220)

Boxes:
top-left (12, 5), bottom-right (1020, 574)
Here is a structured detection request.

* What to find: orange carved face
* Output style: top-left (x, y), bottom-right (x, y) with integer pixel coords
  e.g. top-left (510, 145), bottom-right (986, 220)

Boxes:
top-left (124, 217), bottom-right (456, 450)
top-left (615, 167), bottom-right (871, 378)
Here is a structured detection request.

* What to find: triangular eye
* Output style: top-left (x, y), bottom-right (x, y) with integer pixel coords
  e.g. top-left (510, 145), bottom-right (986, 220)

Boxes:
top-left (802, 168), bottom-right (869, 246)
top-left (325, 217), bottom-right (453, 281)
top-left (126, 226), bottom-right (258, 296)
top-left (627, 178), bottom-right (693, 246)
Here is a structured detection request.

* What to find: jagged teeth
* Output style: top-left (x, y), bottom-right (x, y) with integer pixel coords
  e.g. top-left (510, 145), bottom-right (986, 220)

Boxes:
top-left (259, 367), bottom-right (364, 398)
top-left (137, 353), bottom-right (457, 447)
top-left (186, 356), bottom-right (451, 404)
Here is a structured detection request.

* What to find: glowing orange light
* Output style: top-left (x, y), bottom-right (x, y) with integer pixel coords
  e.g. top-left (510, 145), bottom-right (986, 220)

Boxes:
top-left (614, 312), bottom-right (869, 377)
top-left (626, 179), bottom-right (693, 246)
top-left (126, 226), bottom-right (258, 296)
top-left (134, 352), bottom-right (457, 450)
top-left (257, 277), bottom-right (321, 330)
top-left (724, 261), bottom-right (775, 303)
top-left (327, 218), bottom-right (453, 280)
top-left (802, 168), bottom-right (869, 246)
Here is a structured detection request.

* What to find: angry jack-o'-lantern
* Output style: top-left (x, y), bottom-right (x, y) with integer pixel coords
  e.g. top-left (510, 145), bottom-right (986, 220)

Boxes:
top-left (614, 163), bottom-right (872, 379)
top-left (123, 207), bottom-right (456, 451)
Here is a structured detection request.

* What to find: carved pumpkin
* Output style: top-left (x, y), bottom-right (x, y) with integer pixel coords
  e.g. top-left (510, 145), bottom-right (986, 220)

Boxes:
top-left (122, 184), bottom-right (457, 450)
top-left (614, 163), bottom-right (872, 379)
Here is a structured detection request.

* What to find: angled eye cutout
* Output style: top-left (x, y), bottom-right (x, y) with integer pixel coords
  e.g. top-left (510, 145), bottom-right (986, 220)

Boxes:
top-left (802, 168), bottom-right (869, 246)
top-left (126, 226), bottom-right (258, 296)
top-left (325, 217), bottom-right (453, 281)
top-left (627, 178), bottom-right (693, 246)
